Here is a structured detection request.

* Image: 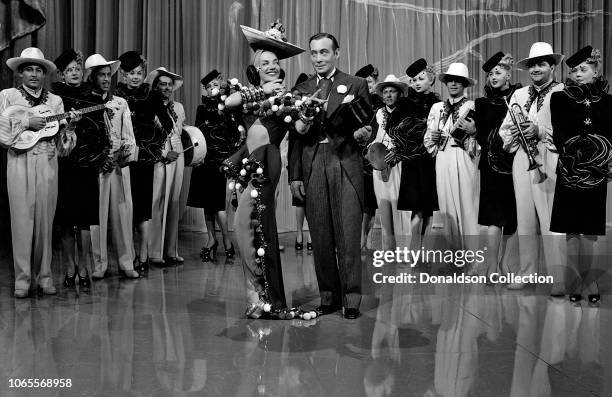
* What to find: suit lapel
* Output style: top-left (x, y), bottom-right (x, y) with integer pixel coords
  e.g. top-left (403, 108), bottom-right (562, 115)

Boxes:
top-left (325, 70), bottom-right (349, 118)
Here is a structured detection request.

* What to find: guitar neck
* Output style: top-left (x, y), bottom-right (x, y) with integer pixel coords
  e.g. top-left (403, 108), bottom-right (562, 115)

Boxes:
top-left (44, 103), bottom-right (107, 123)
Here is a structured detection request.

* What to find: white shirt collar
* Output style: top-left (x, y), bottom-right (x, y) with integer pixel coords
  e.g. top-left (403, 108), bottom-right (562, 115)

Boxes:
top-left (22, 84), bottom-right (42, 98)
top-left (448, 94), bottom-right (467, 104)
top-left (317, 68), bottom-right (337, 83)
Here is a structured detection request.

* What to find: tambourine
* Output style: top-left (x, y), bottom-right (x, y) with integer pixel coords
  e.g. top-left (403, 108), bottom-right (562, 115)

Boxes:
top-left (365, 142), bottom-right (389, 171)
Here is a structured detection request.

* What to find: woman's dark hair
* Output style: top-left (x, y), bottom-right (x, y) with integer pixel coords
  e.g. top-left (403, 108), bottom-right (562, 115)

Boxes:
top-left (309, 33), bottom-right (339, 51)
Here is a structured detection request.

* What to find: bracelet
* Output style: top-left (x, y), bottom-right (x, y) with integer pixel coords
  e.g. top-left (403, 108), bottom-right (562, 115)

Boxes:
top-left (298, 111), bottom-right (313, 124)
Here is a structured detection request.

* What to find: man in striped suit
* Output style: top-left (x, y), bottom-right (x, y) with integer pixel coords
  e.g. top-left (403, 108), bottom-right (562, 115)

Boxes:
top-left (290, 33), bottom-right (372, 319)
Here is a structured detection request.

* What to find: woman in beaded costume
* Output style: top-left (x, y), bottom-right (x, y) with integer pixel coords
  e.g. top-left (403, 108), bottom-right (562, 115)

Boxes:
top-left (223, 21), bottom-right (317, 319)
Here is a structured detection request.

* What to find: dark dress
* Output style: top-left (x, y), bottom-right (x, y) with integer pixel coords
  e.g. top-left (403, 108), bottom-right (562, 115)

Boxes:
top-left (115, 83), bottom-right (166, 224)
top-left (550, 78), bottom-right (612, 235)
top-left (223, 115), bottom-right (288, 311)
top-left (360, 92), bottom-right (384, 215)
top-left (395, 89), bottom-right (440, 214)
top-left (474, 84), bottom-right (520, 234)
top-left (188, 98), bottom-right (242, 212)
top-left (52, 82), bottom-right (105, 228)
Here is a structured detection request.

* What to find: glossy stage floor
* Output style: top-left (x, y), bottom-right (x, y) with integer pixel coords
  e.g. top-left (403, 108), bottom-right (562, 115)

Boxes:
top-left (0, 230), bottom-right (610, 397)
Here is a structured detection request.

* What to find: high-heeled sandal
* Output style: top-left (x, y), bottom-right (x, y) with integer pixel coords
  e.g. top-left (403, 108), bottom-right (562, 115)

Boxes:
top-left (63, 272), bottom-right (77, 288)
top-left (245, 301), bottom-right (266, 319)
top-left (137, 259), bottom-right (149, 278)
top-left (200, 240), bottom-right (219, 262)
top-left (307, 242), bottom-right (313, 251)
top-left (78, 272), bottom-right (91, 290)
top-left (295, 239), bottom-right (304, 251)
top-left (569, 294), bottom-right (583, 303)
top-left (225, 243), bottom-right (235, 259)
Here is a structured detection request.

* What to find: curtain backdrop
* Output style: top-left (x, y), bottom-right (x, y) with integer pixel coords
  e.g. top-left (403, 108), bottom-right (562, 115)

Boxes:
top-left (1, 0), bottom-right (611, 235)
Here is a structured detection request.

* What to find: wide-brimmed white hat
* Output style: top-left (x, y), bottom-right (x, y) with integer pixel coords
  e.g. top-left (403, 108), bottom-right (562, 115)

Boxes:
top-left (439, 62), bottom-right (476, 87)
top-left (6, 47), bottom-right (56, 73)
top-left (83, 54), bottom-right (121, 80)
top-left (516, 42), bottom-right (564, 70)
top-left (374, 74), bottom-right (409, 96)
top-left (240, 22), bottom-right (304, 60)
top-left (144, 67), bottom-right (183, 91)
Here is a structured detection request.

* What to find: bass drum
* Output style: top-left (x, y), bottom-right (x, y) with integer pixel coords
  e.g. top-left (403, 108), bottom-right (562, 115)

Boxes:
top-left (180, 125), bottom-right (207, 166)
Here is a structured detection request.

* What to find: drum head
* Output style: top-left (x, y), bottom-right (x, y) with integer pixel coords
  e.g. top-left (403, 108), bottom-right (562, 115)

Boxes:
top-left (181, 126), bottom-right (207, 167)
top-left (366, 142), bottom-right (388, 170)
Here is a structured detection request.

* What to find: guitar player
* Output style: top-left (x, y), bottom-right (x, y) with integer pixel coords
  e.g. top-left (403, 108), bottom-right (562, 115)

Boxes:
top-left (0, 47), bottom-right (80, 298)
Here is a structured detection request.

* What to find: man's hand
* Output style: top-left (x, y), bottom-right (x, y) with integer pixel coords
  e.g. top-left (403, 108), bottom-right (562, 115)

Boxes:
top-left (511, 122), bottom-right (538, 140)
top-left (165, 150), bottom-right (179, 163)
top-left (101, 157), bottom-right (116, 174)
top-left (353, 125), bottom-right (372, 143)
top-left (457, 117), bottom-right (476, 135)
top-left (27, 116), bottom-right (46, 131)
top-left (67, 109), bottom-right (82, 127)
top-left (290, 180), bottom-right (306, 201)
top-left (429, 129), bottom-right (442, 144)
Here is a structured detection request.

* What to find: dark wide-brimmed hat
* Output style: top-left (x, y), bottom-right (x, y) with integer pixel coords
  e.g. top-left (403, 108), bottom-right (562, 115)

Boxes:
top-left (201, 69), bottom-right (221, 86)
top-left (565, 46), bottom-right (594, 68)
top-left (355, 64), bottom-right (375, 78)
top-left (482, 52), bottom-right (506, 72)
top-left (240, 20), bottom-right (304, 60)
top-left (54, 49), bottom-right (83, 72)
top-left (405, 58), bottom-right (427, 78)
top-left (118, 51), bottom-right (145, 72)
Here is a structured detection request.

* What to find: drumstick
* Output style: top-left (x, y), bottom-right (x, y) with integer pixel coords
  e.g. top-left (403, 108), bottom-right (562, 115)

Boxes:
top-left (180, 141), bottom-right (199, 153)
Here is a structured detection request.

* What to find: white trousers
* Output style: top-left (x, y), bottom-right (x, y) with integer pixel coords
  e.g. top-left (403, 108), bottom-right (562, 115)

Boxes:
top-left (149, 157), bottom-right (184, 259)
top-left (373, 163), bottom-right (411, 248)
top-left (7, 151), bottom-right (58, 290)
top-left (435, 146), bottom-right (480, 250)
top-left (91, 167), bottom-right (135, 272)
top-left (512, 146), bottom-right (565, 278)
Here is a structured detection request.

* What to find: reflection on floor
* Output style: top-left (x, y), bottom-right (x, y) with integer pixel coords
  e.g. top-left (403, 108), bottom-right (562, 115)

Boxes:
top-left (0, 230), bottom-right (611, 397)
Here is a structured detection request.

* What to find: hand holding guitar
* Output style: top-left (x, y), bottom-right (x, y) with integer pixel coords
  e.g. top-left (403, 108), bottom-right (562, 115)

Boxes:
top-left (66, 108), bottom-right (82, 127)
top-left (27, 116), bottom-right (46, 131)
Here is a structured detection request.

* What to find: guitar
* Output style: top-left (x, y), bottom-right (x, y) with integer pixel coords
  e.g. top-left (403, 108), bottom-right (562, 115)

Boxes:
top-left (1, 103), bottom-right (108, 150)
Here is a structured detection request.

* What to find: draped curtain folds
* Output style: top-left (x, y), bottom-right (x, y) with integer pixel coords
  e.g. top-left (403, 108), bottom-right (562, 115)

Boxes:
top-left (1, 0), bottom-right (611, 233)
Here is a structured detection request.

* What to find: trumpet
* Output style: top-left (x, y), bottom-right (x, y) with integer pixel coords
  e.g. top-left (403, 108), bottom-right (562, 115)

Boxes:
top-left (503, 98), bottom-right (547, 184)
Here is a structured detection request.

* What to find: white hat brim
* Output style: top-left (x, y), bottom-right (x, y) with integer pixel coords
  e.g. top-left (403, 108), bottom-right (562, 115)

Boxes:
top-left (439, 73), bottom-right (477, 87)
top-left (83, 60), bottom-right (121, 81)
top-left (240, 25), bottom-right (304, 60)
top-left (516, 53), bottom-right (564, 70)
top-left (145, 68), bottom-right (184, 91)
top-left (6, 57), bottom-right (56, 73)
top-left (374, 81), bottom-right (409, 97)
